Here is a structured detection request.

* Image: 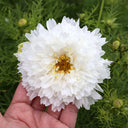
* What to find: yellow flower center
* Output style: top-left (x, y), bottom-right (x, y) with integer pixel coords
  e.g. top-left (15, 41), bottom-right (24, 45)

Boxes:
top-left (55, 54), bottom-right (74, 73)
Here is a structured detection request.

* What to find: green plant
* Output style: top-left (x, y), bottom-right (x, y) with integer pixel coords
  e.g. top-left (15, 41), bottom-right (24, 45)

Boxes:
top-left (0, 0), bottom-right (128, 127)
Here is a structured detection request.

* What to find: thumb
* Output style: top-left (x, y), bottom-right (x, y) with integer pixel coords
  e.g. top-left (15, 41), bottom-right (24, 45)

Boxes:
top-left (0, 113), bottom-right (8, 128)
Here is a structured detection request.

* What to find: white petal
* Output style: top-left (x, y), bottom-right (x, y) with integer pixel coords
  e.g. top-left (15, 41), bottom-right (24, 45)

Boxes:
top-left (91, 91), bottom-right (102, 100)
top-left (62, 16), bottom-right (79, 26)
top-left (46, 19), bottom-right (57, 30)
top-left (95, 84), bottom-right (103, 92)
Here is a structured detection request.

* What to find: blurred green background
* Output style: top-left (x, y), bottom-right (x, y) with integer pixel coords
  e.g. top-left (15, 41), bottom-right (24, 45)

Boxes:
top-left (0, 0), bottom-right (128, 127)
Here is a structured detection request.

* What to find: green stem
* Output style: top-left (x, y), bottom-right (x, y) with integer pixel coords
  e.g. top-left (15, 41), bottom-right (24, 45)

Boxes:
top-left (97, 0), bottom-right (105, 27)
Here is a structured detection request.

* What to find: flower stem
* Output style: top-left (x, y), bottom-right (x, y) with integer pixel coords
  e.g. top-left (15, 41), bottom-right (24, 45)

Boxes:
top-left (97, 0), bottom-right (105, 28)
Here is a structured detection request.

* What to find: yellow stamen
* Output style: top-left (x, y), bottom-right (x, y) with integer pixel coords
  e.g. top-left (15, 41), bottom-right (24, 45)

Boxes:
top-left (54, 54), bottom-right (75, 74)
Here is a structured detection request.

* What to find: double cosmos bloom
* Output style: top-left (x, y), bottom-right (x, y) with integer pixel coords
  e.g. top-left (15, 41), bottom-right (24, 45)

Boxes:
top-left (15, 17), bottom-right (112, 111)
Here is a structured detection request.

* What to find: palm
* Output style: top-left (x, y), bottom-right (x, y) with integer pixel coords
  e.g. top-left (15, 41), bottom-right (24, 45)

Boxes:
top-left (1, 83), bottom-right (78, 128)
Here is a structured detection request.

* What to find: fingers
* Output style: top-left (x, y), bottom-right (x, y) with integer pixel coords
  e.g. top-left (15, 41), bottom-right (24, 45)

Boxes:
top-left (47, 105), bottom-right (62, 119)
top-left (31, 97), bottom-right (45, 111)
top-left (11, 81), bottom-right (32, 105)
top-left (60, 103), bottom-right (78, 128)
top-left (33, 111), bottom-right (69, 128)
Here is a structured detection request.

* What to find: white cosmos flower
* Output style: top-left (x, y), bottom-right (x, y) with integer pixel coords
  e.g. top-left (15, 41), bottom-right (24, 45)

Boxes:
top-left (15, 16), bottom-right (112, 112)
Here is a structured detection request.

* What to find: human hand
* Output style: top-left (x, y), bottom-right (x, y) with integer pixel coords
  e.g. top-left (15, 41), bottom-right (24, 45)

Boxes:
top-left (0, 82), bottom-right (78, 128)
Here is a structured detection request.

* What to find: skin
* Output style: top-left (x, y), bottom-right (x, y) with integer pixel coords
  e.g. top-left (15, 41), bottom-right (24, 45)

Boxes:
top-left (0, 82), bottom-right (78, 128)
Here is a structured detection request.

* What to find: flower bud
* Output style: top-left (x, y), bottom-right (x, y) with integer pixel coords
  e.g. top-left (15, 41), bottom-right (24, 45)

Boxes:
top-left (110, 0), bottom-right (114, 3)
top-left (24, 29), bottom-right (29, 33)
top-left (18, 18), bottom-right (27, 27)
top-left (113, 99), bottom-right (123, 108)
top-left (121, 44), bottom-right (125, 51)
top-left (79, 13), bottom-right (85, 19)
top-left (17, 43), bottom-right (23, 53)
top-left (124, 107), bottom-right (128, 113)
top-left (113, 40), bottom-right (120, 50)
top-left (107, 19), bottom-right (114, 26)
top-left (17, 42), bottom-right (30, 53)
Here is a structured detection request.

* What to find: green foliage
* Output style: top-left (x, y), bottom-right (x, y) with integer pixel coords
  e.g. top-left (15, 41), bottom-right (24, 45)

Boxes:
top-left (78, 0), bottom-right (128, 127)
top-left (96, 84), bottom-right (128, 128)
top-left (0, 0), bottom-right (128, 127)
